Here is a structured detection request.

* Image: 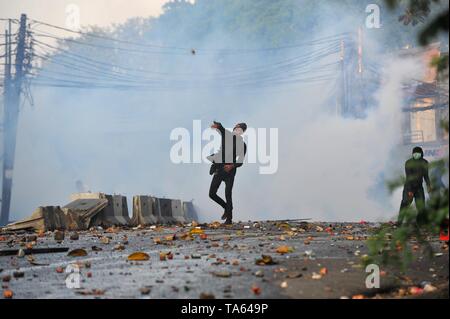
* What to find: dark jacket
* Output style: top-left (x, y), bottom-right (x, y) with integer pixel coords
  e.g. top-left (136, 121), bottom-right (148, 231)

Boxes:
top-left (208, 122), bottom-right (247, 175)
top-left (404, 157), bottom-right (431, 189)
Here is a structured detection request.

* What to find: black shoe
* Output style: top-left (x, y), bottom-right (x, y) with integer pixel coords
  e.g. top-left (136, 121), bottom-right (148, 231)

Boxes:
top-left (221, 211), bottom-right (228, 220)
top-left (224, 219), bottom-right (233, 225)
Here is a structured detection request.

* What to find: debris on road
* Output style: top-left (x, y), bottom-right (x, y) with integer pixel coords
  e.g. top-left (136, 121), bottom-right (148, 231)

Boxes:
top-left (67, 249), bottom-right (88, 257)
top-left (127, 252), bottom-right (150, 261)
top-left (255, 255), bottom-right (277, 266)
top-left (0, 220), bottom-right (447, 299)
top-left (0, 247), bottom-right (69, 257)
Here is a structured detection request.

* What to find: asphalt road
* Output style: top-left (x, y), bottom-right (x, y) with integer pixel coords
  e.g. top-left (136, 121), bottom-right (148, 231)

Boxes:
top-left (0, 221), bottom-right (448, 299)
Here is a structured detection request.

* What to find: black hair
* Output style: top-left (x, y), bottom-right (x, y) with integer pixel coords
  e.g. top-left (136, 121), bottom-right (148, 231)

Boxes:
top-left (412, 146), bottom-right (424, 157)
top-left (237, 123), bottom-right (248, 132)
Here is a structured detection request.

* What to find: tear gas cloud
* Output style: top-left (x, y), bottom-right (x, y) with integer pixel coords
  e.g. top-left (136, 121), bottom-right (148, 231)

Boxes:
top-left (9, 0), bottom-right (438, 222)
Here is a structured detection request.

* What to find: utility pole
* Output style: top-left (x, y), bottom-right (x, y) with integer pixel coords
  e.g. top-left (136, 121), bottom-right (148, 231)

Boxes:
top-left (338, 40), bottom-right (347, 116)
top-left (0, 14), bottom-right (27, 226)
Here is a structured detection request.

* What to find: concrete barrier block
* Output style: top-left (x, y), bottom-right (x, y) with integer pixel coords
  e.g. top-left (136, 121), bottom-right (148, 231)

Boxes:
top-left (132, 195), bottom-right (159, 226)
top-left (171, 199), bottom-right (185, 224)
top-left (182, 201), bottom-right (199, 223)
top-left (154, 198), bottom-right (176, 224)
top-left (70, 193), bottom-right (131, 227)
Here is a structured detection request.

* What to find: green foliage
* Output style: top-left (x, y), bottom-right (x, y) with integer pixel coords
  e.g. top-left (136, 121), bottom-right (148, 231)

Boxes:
top-left (385, 0), bottom-right (449, 45)
top-left (366, 132), bottom-right (449, 270)
top-left (366, 2), bottom-right (449, 272)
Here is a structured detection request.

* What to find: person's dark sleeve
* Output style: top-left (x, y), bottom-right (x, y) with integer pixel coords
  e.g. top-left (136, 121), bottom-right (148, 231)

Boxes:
top-left (234, 143), bottom-right (247, 168)
top-left (405, 160), bottom-right (411, 176)
top-left (214, 121), bottom-right (226, 136)
top-left (423, 160), bottom-right (431, 189)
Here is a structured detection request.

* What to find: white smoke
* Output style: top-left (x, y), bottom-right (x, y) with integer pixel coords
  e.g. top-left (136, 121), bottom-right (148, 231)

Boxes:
top-left (7, 3), bottom-right (428, 223)
top-left (230, 58), bottom-right (424, 222)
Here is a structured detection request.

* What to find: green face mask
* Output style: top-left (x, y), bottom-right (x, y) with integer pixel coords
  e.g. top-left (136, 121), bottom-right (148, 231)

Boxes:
top-left (412, 153), bottom-right (422, 160)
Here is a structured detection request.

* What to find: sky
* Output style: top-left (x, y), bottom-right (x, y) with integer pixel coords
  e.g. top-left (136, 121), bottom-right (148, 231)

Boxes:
top-left (0, 0), bottom-right (172, 28)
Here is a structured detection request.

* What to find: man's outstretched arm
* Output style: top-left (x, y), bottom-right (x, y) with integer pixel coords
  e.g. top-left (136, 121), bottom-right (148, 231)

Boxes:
top-left (211, 121), bottom-right (226, 136)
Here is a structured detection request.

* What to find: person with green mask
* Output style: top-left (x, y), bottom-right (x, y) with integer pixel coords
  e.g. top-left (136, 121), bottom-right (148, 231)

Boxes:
top-left (398, 146), bottom-right (432, 225)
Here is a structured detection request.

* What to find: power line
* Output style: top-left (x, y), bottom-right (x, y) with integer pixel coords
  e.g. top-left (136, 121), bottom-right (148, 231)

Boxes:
top-left (30, 18), bottom-right (352, 55)
top-left (31, 37), bottom-right (340, 82)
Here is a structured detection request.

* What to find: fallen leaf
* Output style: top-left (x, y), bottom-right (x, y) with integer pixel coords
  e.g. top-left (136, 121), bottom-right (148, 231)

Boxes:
top-left (159, 252), bottom-right (173, 261)
top-left (319, 267), bottom-right (328, 276)
top-left (68, 249), bottom-right (88, 257)
top-left (70, 233), bottom-right (79, 241)
top-left (179, 233), bottom-right (193, 241)
top-left (3, 289), bottom-right (13, 299)
top-left (274, 267), bottom-right (287, 273)
top-left (199, 292), bottom-right (215, 299)
top-left (208, 222), bottom-right (221, 229)
top-left (190, 228), bottom-right (205, 235)
top-left (423, 284), bottom-right (437, 293)
top-left (212, 271), bottom-right (232, 278)
top-left (276, 223), bottom-right (291, 229)
top-left (255, 255), bottom-right (277, 266)
top-left (280, 281), bottom-right (288, 288)
top-left (352, 294), bottom-right (365, 299)
top-left (140, 287), bottom-right (151, 295)
top-left (127, 252), bottom-right (150, 261)
top-left (114, 244), bottom-right (125, 251)
top-left (200, 234), bottom-right (208, 240)
top-left (26, 255), bottom-right (48, 266)
top-left (312, 272), bottom-right (322, 280)
top-left (165, 235), bottom-right (175, 241)
top-left (106, 227), bottom-right (119, 233)
top-left (76, 289), bottom-right (105, 296)
top-left (276, 246), bottom-right (294, 254)
top-left (286, 271), bottom-right (302, 279)
top-left (251, 285), bottom-right (262, 295)
top-left (409, 287), bottom-right (424, 295)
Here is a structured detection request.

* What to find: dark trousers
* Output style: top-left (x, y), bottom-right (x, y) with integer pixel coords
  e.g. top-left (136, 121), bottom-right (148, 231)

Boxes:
top-left (209, 171), bottom-right (235, 217)
top-left (398, 185), bottom-right (425, 224)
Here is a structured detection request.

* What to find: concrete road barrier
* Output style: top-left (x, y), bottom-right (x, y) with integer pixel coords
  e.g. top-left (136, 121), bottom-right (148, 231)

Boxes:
top-left (154, 198), bottom-right (176, 224)
top-left (182, 201), bottom-right (198, 223)
top-left (171, 199), bottom-right (185, 224)
top-left (70, 193), bottom-right (131, 227)
top-left (131, 195), bottom-right (159, 226)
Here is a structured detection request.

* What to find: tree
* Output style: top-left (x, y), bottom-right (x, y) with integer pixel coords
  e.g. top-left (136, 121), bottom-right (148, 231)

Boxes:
top-left (365, 0), bottom-right (449, 271)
